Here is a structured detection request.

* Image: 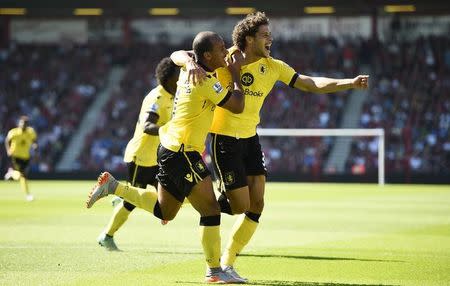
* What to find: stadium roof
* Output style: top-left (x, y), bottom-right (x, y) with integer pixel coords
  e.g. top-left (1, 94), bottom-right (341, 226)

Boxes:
top-left (0, 0), bottom-right (449, 17)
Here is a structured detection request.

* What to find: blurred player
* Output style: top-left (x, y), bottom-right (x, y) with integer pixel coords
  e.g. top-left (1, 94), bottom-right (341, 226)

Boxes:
top-left (97, 57), bottom-right (180, 251)
top-left (171, 11), bottom-right (369, 282)
top-left (4, 116), bottom-right (38, 201)
top-left (86, 31), bottom-right (246, 283)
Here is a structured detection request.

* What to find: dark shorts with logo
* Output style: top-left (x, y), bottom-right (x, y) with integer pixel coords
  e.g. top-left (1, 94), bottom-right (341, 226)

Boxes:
top-left (127, 161), bottom-right (158, 189)
top-left (11, 157), bottom-right (30, 174)
top-left (156, 144), bottom-right (210, 203)
top-left (209, 133), bottom-right (267, 192)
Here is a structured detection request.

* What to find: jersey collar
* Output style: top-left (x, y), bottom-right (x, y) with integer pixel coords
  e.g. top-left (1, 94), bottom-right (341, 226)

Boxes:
top-left (197, 61), bottom-right (214, 73)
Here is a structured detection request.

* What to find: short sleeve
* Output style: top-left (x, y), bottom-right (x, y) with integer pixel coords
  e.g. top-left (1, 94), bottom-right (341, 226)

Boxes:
top-left (216, 67), bottom-right (233, 91)
top-left (204, 77), bottom-right (230, 106)
top-left (272, 59), bottom-right (297, 86)
top-left (143, 94), bottom-right (161, 116)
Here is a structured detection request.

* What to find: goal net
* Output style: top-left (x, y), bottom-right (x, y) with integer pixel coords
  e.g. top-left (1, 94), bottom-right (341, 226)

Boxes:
top-left (257, 128), bottom-right (385, 185)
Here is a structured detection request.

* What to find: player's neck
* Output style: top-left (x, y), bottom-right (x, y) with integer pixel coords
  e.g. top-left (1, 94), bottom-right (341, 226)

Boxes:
top-left (242, 51), bottom-right (262, 65)
top-left (197, 60), bottom-right (214, 72)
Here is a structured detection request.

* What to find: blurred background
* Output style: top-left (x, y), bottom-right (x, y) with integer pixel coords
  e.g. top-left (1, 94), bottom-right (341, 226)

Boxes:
top-left (0, 0), bottom-right (449, 183)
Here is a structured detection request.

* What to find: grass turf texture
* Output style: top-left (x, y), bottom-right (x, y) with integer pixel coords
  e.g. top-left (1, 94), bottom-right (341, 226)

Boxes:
top-left (0, 181), bottom-right (449, 286)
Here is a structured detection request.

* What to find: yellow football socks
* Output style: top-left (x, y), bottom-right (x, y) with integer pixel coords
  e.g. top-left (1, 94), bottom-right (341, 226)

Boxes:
top-left (222, 214), bottom-right (258, 266)
top-left (114, 183), bottom-right (157, 213)
top-left (200, 225), bottom-right (221, 268)
top-left (19, 176), bottom-right (30, 195)
top-left (105, 203), bottom-right (131, 236)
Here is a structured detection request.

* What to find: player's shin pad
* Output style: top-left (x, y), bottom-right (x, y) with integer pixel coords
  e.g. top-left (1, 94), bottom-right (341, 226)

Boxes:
top-left (200, 225), bottom-right (221, 268)
top-left (222, 214), bottom-right (258, 266)
top-left (105, 204), bottom-right (131, 236)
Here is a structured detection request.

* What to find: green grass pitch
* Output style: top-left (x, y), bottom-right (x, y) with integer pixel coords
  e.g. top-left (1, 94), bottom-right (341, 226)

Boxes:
top-left (1, 181), bottom-right (449, 286)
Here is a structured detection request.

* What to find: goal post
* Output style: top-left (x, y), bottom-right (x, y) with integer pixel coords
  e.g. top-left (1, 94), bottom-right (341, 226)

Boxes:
top-left (256, 128), bottom-right (385, 185)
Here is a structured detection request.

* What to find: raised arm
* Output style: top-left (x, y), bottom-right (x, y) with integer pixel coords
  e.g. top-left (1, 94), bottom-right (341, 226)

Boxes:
top-left (294, 74), bottom-right (369, 94)
top-left (219, 53), bottom-right (245, 114)
top-left (170, 50), bottom-right (206, 86)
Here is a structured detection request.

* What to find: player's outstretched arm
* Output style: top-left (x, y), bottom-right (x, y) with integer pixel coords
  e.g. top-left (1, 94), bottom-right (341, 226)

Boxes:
top-left (294, 74), bottom-right (369, 94)
top-left (170, 50), bottom-right (206, 86)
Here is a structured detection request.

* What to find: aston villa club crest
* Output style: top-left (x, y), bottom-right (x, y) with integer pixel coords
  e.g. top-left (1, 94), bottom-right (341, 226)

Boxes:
top-left (259, 64), bottom-right (267, 75)
top-left (224, 171), bottom-right (235, 186)
top-left (195, 161), bottom-right (206, 173)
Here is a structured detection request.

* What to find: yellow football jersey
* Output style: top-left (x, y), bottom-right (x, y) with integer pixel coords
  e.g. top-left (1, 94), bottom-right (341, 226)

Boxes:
top-left (159, 67), bottom-right (230, 153)
top-left (123, 85), bottom-right (174, 166)
top-left (211, 55), bottom-right (298, 138)
top-left (6, 127), bottom-right (37, 160)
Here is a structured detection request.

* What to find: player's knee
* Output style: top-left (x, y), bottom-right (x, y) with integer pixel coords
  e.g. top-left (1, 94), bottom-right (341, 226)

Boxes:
top-left (250, 198), bottom-right (264, 213)
top-left (202, 200), bottom-right (221, 216)
top-left (230, 199), bottom-right (250, 214)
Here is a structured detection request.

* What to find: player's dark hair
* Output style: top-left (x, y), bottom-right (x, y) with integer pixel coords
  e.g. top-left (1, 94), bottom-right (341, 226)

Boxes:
top-left (19, 115), bottom-right (29, 122)
top-left (232, 11), bottom-right (269, 51)
top-left (155, 57), bottom-right (179, 88)
top-left (192, 31), bottom-right (220, 61)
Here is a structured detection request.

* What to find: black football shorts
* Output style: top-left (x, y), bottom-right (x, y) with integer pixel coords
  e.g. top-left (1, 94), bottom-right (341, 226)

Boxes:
top-left (11, 157), bottom-right (30, 174)
top-left (209, 133), bottom-right (267, 192)
top-left (127, 161), bottom-right (158, 189)
top-left (156, 144), bottom-right (210, 202)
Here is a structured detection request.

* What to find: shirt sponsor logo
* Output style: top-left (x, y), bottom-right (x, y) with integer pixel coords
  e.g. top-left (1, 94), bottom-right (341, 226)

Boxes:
top-left (213, 82), bottom-right (223, 94)
top-left (241, 73), bottom-right (254, 86)
top-left (244, 88), bottom-right (264, 97)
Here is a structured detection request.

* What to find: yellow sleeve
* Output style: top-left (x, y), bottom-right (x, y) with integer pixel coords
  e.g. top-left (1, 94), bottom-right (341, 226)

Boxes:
top-left (30, 128), bottom-right (37, 141)
top-left (215, 67), bottom-right (232, 91)
top-left (203, 77), bottom-right (229, 106)
top-left (272, 58), bottom-right (297, 86)
top-left (145, 93), bottom-right (162, 115)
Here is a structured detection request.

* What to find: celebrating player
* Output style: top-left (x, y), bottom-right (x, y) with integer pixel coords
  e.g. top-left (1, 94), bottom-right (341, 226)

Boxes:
top-left (171, 11), bottom-right (369, 282)
top-left (96, 57), bottom-right (179, 251)
top-left (86, 31), bottom-right (247, 283)
top-left (4, 116), bottom-right (38, 201)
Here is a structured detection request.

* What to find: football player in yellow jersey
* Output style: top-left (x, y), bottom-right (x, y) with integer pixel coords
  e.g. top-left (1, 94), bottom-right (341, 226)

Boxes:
top-left (4, 116), bottom-right (38, 201)
top-left (86, 31), bottom-right (247, 283)
top-left (171, 11), bottom-right (369, 282)
top-left (96, 57), bottom-right (179, 251)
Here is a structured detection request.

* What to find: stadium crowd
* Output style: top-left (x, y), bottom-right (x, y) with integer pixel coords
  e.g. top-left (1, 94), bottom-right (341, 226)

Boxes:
top-left (346, 36), bottom-right (450, 176)
top-left (0, 43), bottom-right (113, 173)
top-left (76, 41), bottom-right (188, 172)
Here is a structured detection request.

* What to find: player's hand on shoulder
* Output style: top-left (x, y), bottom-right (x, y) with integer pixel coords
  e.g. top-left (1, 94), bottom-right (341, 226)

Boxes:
top-left (353, 75), bottom-right (369, 89)
top-left (186, 59), bottom-right (207, 86)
